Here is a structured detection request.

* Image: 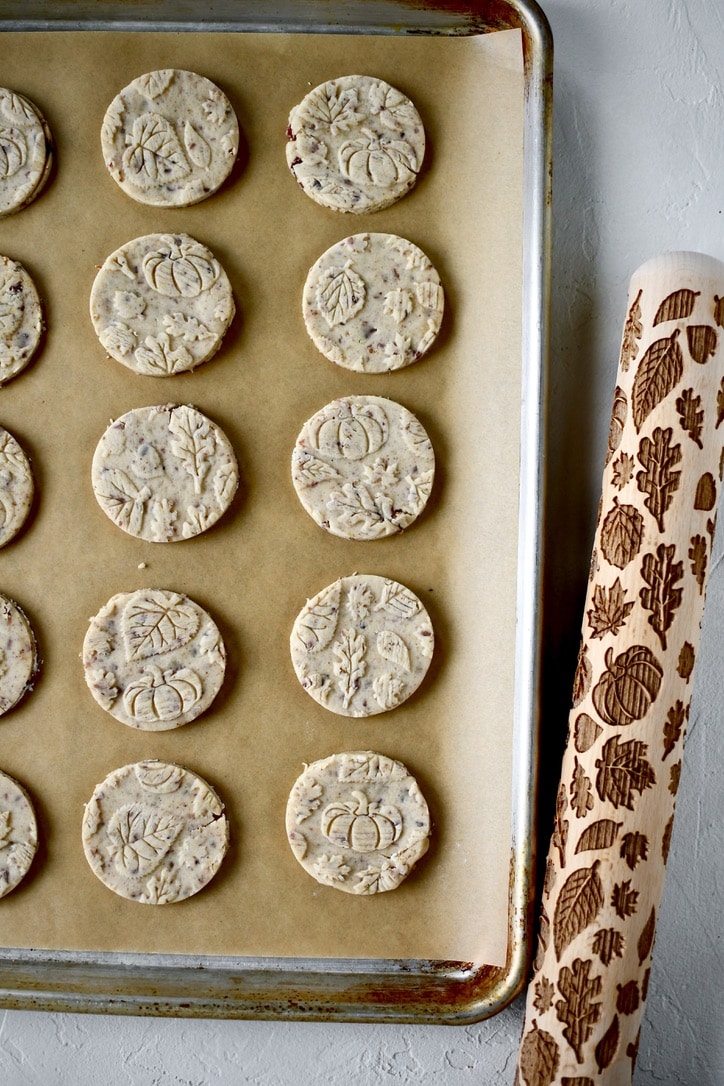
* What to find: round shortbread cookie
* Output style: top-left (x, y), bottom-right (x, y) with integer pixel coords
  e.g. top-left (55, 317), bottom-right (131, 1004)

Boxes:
top-left (286, 751), bottom-right (430, 895)
top-left (0, 426), bottom-right (34, 548)
top-left (286, 75), bottom-right (425, 213)
top-left (90, 233), bottom-right (235, 376)
top-left (0, 769), bottom-right (37, 898)
top-left (0, 89), bottom-right (53, 218)
top-left (291, 395), bottom-right (434, 541)
top-left (101, 69), bottom-right (239, 208)
top-left (83, 588), bottom-right (227, 732)
top-left (82, 760), bottom-right (229, 905)
top-left (303, 233), bottom-right (444, 373)
top-left (290, 574), bottom-right (434, 717)
top-left (91, 403), bottom-right (239, 543)
top-left (0, 594), bottom-right (39, 717)
top-left (0, 255), bottom-right (44, 385)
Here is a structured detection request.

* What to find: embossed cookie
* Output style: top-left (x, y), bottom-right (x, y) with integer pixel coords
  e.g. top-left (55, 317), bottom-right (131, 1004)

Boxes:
top-left (0, 89), bottom-right (53, 217)
top-left (286, 75), bottom-right (425, 213)
top-left (0, 426), bottom-right (34, 547)
top-left (0, 769), bottom-right (37, 898)
top-left (101, 69), bottom-right (239, 207)
top-left (91, 403), bottom-right (239, 542)
top-left (83, 589), bottom-right (226, 731)
top-left (290, 574), bottom-right (434, 717)
top-left (286, 751), bottom-right (430, 894)
top-left (0, 255), bottom-right (44, 385)
top-left (303, 233), bottom-right (444, 372)
top-left (0, 595), bottom-right (38, 717)
top-left (90, 233), bottom-right (235, 376)
top-left (82, 760), bottom-right (229, 904)
top-left (291, 395), bottom-right (434, 540)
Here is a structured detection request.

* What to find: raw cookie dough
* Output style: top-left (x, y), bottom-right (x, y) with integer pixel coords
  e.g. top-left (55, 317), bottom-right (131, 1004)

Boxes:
top-left (0, 88), bottom-right (53, 217)
top-left (89, 233), bottom-right (235, 376)
top-left (290, 574), bottom-right (434, 717)
top-left (291, 395), bottom-right (434, 540)
top-left (91, 403), bottom-right (239, 543)
top-left (0, 425), bottom-right (34, 547)
top-left (0, 255), bottom-right (44, 385)
top-left (0, 769), bottom-right (37, 898)
top-left (286, 750), bottom-right (430, 895)
top-left (303, 233), bottom-right (444, 372)
top-left (101, 69), bottom-right (239, 208)
top-left (81, 760), bottom-right (229, 904)
top-left (83, 588), bottom-right (227, 731)
top-left (286, 75), bottom-right (425, 213)
top-left (0, 594), bottom-right (39, 717)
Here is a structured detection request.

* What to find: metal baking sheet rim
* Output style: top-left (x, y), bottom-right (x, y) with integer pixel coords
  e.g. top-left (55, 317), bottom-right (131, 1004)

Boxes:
top-left (0, 0), bottom-right (552, 1025)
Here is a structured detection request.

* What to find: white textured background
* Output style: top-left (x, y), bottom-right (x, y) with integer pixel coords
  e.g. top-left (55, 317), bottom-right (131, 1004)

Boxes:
top-left (2, 0), bottom-right (724, 1082)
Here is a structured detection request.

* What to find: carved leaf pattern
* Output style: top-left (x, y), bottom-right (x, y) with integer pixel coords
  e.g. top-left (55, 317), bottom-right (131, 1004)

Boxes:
top-left (677, 643), bottom-right (695, 683)
top-left (617, 981), bottom-right (640, 1016)
top-left (295, 582), bottom-right (341, 653)
top-left (595, 735), bottom-right (656, 810)
top-left (611, 880), bottom-right (639, 920)
top-left (574, 714), bottom-right (602, 753)
top-left (675, 387), bottom-right (704, 448)
top-left (97, 470), bottom-right (151, 534)
top-left (591, 927), bottom-right (624, 967)
top-left (555, 958), bottom-right (602, 1064)
top-left (620, 831), bottom-right (649, 871)
top-left (552, 783), bottom-right (569, 869)
top-left (689, 534), bottom-right (708, 593)
top-left (595, 1015), bottom-right (620, 1074)
top-left (637, 907), bottom-right (657, 964)
top-left (687, 324), bottom-right (718, 365)
top-left (122, 112), bottom-right (190, 186)
top-left (184, 120), bottom-right (212, 169)
top-left (653, 288), bottom-right (699, 325)
top-left (575, 819), bottom-right (621, 855)
top-left (570, 759), bottom-right (594, 819)
top-left (107, 803), bottom-right (183, 876)
top-left (333, 630), bottom-right (367, 709)
top-left (135, 762), bottom-right (184, 793)
top-left (123, 591), bottom-right (200, 662)
top-left (587, 578), bottom-right (634, 639)
top-left (631, 331), bottom-right (683, 431)
top-left (636, 427), bottom-right (682, 533)
top-left (553, 862), bottom-right (604, 960)
top-left (533, 976), bottom-right (556, 1015)
top-left (375, 580), bottom-right (421, 620)
top-left (599, 501), bottom-right (644, 570)
top-left (376, 630), bottom-right (411, 672)
top-left (518, 1022), bottom-right (560, 1086)
top-left (169, 407), bottom-right (216, 494)
top-left (663, 699), bottom-right (687, 759)
top-left (639, 543), bottom-right (684, 649)
top-left (318, 263), bottom-right (366, 327)
top-left (620, 288), bottom-right (643, 372)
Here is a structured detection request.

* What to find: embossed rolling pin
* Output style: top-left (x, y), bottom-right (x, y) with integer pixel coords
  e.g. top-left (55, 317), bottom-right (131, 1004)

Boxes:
top-left (516, 251), bottom-right (724, 1085)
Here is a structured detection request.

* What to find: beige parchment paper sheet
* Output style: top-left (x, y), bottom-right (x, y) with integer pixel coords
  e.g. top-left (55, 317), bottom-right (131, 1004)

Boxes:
top-left (0, 27), bottom-right (524, 966)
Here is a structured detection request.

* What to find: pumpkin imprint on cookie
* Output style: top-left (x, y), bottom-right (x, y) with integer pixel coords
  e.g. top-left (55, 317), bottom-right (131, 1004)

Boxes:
top-left (83, 588), bottom-right (226, 731)
top-left (286, 75), bottom-right (425, 213)
top-left (90, 234), bottom-right (235, 376)
top-left (286, 751), bottom-right (431, 894)
top-left (291, 395), bottom-right (434, 540)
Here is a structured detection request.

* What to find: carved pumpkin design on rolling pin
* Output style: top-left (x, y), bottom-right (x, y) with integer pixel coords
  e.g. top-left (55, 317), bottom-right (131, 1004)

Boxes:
top-left (516, 252), bottom-right (724, 1085)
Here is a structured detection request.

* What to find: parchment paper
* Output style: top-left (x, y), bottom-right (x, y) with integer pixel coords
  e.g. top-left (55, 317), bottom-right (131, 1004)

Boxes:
top-left (0, 27), bottom-right (524, 965)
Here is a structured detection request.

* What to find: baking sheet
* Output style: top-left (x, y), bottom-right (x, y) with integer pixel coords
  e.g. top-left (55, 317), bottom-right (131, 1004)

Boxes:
top-left (0, 26), bottom-right (525, 969)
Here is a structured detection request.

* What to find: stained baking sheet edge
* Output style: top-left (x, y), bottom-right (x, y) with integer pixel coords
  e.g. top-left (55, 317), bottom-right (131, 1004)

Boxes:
top-left (0, 0), bottom-right (552, 1023)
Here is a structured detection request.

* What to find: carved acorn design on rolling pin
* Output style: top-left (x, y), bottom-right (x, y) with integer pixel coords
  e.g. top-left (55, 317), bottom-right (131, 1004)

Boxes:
top-left (516, 252), bottom-right (724, 1085)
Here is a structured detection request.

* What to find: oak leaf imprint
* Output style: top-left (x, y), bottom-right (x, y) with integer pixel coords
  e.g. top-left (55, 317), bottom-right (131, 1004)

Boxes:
top-left (675, 387), bottom-right (704, 448)
top-left (552, 783), bottom-right (569, 869)
top-left (169, 406), bottom-right (215, 493)
top-left (333, 630), bottom-right (367, 709)
top-left (570, 759), bottom-right (594, 819)
top-left (663, 699), bottom-right (688, 760)
top-left (636, 427), bottom-right (682, 533)
top-left (689, 534), bottom-right (708, 594)
top-left (620, 288), bottom-right (643, 372)
top-left (639, 543), bottom-right (684, 649)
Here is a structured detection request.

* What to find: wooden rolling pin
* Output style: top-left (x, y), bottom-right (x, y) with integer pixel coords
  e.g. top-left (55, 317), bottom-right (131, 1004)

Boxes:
top-left (516, 251), bottom-right (724, 1085)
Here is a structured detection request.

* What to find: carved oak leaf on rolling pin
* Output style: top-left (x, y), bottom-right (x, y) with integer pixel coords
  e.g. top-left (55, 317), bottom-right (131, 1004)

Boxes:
top-left (516, 252), bottom-right (724, 1086)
